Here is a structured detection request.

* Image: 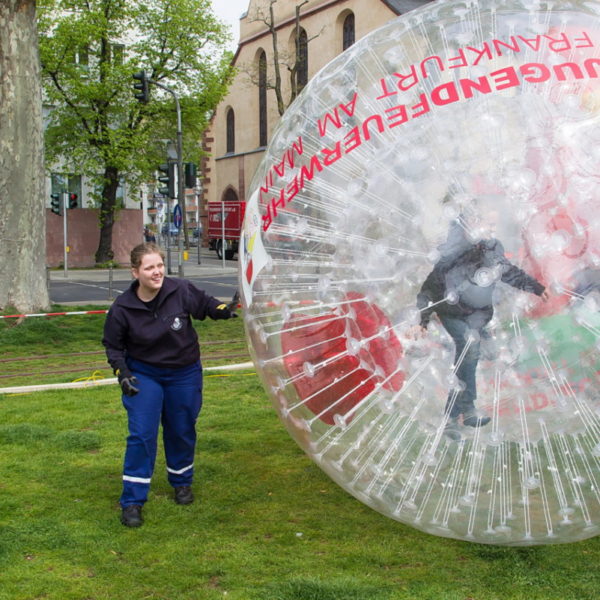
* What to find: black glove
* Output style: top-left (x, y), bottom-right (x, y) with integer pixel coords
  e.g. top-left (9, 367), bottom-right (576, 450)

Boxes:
top-left (227, 291), bottom-right (240, 316)
top-left (116, 368), bottom-right (139, 397)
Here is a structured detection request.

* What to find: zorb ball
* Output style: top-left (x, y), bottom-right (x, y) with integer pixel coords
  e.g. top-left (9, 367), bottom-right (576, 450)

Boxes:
top-left (239, 0), bottom-right (600, 545)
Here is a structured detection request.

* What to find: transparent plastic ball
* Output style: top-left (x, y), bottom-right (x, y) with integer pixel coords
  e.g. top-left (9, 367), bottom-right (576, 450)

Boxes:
top-left (239, 0), bottom-right (600, 545)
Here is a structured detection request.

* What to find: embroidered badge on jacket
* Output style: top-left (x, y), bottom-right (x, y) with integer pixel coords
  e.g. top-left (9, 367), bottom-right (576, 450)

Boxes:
top-left (171, 317), bottom-right (183, 331)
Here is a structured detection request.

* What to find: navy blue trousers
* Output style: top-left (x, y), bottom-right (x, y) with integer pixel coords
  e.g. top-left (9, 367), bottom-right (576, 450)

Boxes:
top-left (120, 358), bottom-right (202, 508)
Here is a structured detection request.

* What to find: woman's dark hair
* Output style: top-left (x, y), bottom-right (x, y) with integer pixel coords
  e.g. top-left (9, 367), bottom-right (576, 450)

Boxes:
top-left (130, 242), bottom-right (165, 269)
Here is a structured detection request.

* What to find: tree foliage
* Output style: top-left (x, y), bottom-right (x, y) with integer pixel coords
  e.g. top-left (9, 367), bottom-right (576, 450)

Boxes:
top-left (38, 0), bottom-right (234, 263)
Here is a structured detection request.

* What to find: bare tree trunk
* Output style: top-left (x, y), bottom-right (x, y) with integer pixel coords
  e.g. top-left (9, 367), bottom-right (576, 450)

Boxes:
top-left (288, 1), bottom-right (308, 104)
top-left (268, 1), bottom-right (286, 116)
top-left (95, 166), bottom-right (120, 264)
top-left (0, 0), bottom-right (50, 311)
top-left (249, 0), bottom-right (312, 117)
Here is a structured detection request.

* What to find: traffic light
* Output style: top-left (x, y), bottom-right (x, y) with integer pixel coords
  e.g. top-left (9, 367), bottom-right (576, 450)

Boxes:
top-left (158, 162), bottom-right (177, 198)
top-left (68, 192), bottom-right (78, 209)
top-left (184, 162), bottom-right (197, 188)
top-left (132, 70), bottom-right (149, 103)
top-left (50, 192), bottom-right (62, 215)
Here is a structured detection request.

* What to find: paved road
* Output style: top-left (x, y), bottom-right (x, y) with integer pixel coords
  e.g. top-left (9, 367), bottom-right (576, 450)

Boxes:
top-left (49, 249), bottom-right (240, 305)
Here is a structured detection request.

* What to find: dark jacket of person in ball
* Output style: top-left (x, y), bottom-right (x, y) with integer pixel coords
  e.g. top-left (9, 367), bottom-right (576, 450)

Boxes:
top-left (415, 219), bottom-right (547, 424)
top-left (417, 221), bottom-right (545, 326)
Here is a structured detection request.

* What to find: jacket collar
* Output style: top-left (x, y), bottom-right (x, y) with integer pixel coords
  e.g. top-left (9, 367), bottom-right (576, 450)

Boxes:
top-left (118, 276), bottom-right (179, 310)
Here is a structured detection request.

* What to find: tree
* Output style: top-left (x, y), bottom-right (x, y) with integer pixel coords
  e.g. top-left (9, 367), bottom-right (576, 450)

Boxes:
top-left (249, 0), bottom-right (319, 116)
top-left (38, 0), bottom-right (233, 264)
top-left (0, 0), bottom-right (50, 312)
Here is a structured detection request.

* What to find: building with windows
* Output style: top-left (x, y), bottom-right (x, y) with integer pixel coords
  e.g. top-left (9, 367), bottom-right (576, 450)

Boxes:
top-left (202, 0), bottom-right (432, 223)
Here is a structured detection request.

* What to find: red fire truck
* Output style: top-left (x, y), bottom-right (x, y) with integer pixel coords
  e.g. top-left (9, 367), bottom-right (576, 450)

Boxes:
top-left (207, 201), bottom-right (246, 260)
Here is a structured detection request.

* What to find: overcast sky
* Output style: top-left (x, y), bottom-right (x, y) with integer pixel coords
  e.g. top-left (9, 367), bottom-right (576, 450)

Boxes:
top-left (210, 0), bottom-right (249, 50)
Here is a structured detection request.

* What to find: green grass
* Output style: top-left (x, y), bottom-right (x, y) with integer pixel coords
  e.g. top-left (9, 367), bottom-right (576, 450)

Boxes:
top-left (1, 308), bottom-right (600, 599)
top-left (0, 305), bottom-right (248, 387)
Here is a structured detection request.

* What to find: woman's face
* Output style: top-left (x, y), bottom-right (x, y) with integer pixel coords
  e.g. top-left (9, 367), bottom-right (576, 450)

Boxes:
top-left (132, 252), bottom-right (164, 295)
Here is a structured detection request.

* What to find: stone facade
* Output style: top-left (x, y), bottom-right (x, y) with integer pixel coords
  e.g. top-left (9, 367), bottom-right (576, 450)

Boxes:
top-left (202, 0), bottom-right (432, 222)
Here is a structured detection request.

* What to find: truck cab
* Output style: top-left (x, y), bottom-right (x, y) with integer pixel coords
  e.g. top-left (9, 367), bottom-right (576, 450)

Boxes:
top-left (207, 201), bottom-right (246, 260)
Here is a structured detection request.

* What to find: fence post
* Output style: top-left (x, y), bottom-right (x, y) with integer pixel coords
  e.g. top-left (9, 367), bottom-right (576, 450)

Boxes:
top-left (108, 266), bottom-right (114, 301)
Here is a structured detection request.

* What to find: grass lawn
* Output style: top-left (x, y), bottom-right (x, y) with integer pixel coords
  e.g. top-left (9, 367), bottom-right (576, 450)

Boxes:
top-left (1, 308), bottom-right (600, 599)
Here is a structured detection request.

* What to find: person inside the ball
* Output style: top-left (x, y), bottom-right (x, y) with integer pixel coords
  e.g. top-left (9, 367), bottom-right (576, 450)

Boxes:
top-left (414, 201), bottom-right (549, 435)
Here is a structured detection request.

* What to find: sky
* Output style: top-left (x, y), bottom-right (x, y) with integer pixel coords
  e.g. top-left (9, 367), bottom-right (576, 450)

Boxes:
top-left (210, 0), bottom-right (250, 50)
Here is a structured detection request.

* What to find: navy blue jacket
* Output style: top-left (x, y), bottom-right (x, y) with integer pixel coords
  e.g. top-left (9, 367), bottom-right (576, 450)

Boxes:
top-left (103, 277), bottom-right (233, 372)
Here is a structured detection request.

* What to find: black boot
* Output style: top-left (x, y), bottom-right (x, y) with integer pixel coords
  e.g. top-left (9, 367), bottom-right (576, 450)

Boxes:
top-left (444, 417), bottom-right (462, 441)
top-left (174, 486), bottom-right (194, 505)
top-left (121, 505), bottom-right (143, 527)
top-left (462, 410), bottom-right (491, 428)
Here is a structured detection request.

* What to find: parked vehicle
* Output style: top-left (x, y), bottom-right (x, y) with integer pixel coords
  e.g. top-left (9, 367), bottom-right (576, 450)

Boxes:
top-left (207, 201), bottom-right (246, 260)
top-left (161, 223), bottom-right (180, 237)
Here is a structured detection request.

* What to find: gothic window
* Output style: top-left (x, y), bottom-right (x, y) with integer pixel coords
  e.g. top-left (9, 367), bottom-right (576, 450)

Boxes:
top-left (223, 188), bottom-right (239, 202)
top-left (226, 108), bottom-right (235, 154)
top-left (296, 28), bottom-right (308, 90)
top-left (258, 51), bottom-right (268, 147)
top-left (343, 13), bottom-right (355, 50)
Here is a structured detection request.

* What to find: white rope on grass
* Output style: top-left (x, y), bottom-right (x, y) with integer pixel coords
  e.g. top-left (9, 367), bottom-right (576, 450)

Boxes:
top-left (0, 361), bottom-right (256, 395)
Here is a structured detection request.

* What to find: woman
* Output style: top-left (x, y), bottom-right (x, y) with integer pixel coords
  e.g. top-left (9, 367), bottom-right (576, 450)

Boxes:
top-left (102, 242), bottom-right (238, 527)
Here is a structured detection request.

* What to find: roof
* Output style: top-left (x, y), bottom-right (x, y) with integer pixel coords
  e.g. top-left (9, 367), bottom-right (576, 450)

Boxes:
top-left (382, 0), bottom-right (433, 15)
